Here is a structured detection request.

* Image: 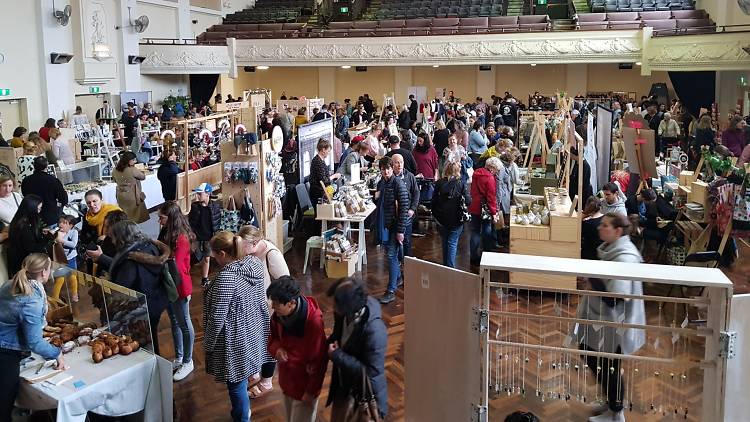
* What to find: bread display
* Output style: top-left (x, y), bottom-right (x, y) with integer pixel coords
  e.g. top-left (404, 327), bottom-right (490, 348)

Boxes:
top-left (88, 332), bottom-right (140, 363)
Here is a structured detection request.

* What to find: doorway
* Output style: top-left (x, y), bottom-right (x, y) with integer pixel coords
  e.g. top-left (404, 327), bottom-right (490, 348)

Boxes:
top-left (75, 93), bottom-right (111, 126)
top-left (0, 99), bottom-right (28, 139)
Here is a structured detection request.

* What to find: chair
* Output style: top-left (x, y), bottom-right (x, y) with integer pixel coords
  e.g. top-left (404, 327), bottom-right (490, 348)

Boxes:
top-left (303, 236), bottom-right (324, 274)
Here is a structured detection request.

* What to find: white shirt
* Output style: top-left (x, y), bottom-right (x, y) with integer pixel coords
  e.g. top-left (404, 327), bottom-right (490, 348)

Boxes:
top-left (0, 192), bottom-right (23, 225)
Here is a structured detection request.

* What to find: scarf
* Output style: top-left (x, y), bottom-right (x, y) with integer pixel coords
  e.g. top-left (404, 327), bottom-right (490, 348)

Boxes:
top-left (86, 203), bottom-right (122, 236)
top-left (278, 297), bottom-right (308, 337)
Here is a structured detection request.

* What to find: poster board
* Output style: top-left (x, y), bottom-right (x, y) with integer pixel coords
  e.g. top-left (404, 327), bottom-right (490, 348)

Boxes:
top-left (404, 257), bottom-right (481, 422)
top-left (306, 98), bottom-right (326, 118)
top-left (595, 105), bottom-right (613, 191)
top-left (298, 118), bottom-right (335, 184)
top-left (407, 86), bottom-right (428, 107)
top-left (276, 100), bottom-right (306, 114)
top-left (622, 113), bottom-right (658, 179)
top-left (119, 91), bottom-right (151, 109)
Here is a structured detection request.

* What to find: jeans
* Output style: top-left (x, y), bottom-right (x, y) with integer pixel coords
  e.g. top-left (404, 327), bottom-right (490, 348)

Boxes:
top-left (167, 297), bottom-right (195, 363)
top-left (385, 228), bottom-right (403, 293)
top-left (469, 214), bottom-right (495, 262)
top-left (440, 225), bottom-right (463, 268)
top-left (227, 379), bottom-right (250, 422)
top-left (283, 395), bottom-right (319, 422)
top-left (0, 348), bottom-right (23, 422)
top-left (403, 216), bottom-right (413, 257)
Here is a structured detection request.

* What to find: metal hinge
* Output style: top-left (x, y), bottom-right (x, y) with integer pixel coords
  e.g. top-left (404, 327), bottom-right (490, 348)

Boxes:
top-left (719, 331), bottom-right (737, 359)
top-left (473, 308), bottom-right (488, 332)
top-left (471, 404), bottom-right (487, 422)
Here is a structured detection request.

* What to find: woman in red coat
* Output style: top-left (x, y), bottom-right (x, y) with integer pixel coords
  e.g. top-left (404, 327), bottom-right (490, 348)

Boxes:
top-left (158, 201), bottom-right (196, 381)
top-left (469, 157), bottom-right (500, 265)
top-left (267, 276), bottom-right (327, 422)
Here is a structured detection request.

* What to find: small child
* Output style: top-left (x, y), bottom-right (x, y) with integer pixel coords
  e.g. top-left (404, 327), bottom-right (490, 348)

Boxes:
top-left (53, 215), bottom-right (79, 302)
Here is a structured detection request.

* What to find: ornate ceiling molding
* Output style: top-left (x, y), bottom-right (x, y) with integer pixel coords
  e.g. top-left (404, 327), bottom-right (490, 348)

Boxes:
top-left (643, 32), bottom-right (750, 72)
top-left (233, 31), bottom-right (642, 66)
top-left (139, 44), bottom-right (230, 74)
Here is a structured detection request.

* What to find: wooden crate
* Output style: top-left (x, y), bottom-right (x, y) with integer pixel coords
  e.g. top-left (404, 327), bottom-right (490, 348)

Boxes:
top-left (326, 257), bottom-right (356, 278)
top-left (550, 214), bottom-right (579, 242)
top-left (510, 238), bottom-right (580, 259)
top-left (679, 170), bottom-right (695, 186)
top-left (688, 181), bottom-right (709, 208)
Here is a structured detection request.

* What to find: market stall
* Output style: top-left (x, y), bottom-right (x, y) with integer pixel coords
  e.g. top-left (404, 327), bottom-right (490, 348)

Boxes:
top-left (16, 266), bottom-right (172, 422)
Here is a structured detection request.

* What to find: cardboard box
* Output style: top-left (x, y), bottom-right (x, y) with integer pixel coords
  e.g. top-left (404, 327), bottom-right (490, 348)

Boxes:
top-left (326, 257), bottom-right (356, 278)
top-left (679, 171), bottom-right (695, 186)
top-left (688, 181), bottom-right (709, 208)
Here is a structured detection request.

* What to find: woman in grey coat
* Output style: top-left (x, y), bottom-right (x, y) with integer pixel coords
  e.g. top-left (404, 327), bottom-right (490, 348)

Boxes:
top-left (575, 212), bottom-right (645, 422)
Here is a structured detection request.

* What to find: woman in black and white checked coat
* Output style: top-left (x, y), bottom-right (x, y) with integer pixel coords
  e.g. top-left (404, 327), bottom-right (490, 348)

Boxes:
top-left (204, 231), bottom-right (272, 422)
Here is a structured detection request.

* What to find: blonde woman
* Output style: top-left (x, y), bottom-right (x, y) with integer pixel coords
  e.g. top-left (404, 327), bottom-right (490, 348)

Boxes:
top-left (0, 253), bottom-right (65, 421)
top-left (112, 151), bottom-right (149, 223)
top-left (17, 141), bottom-right (40, 184)
top-left (49, 128), bottom-right (75, 165)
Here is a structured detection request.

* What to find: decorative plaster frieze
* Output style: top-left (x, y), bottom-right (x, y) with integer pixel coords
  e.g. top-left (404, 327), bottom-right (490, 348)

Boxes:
top-left (644, 32), bottom-right (750, 72)
top-left (139, 44), bottom-right (231, 74)
top-left (232, 31), bottom-right (642, 66)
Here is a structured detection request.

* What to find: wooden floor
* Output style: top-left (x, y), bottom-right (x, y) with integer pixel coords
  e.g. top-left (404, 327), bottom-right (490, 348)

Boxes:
top-left (70, 220), bottom-right (747, 422)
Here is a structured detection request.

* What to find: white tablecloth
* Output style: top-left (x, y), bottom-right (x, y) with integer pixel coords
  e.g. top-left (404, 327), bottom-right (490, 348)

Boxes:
top-left (68, 173), bottom-right (166, 210)
top-left (17, 349), bottom-right (173, 422)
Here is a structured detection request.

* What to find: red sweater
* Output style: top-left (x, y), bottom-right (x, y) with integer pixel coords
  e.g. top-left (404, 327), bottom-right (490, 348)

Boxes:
top-left (268, 296), bottom-right (327, 401)
top-left (413, 146), bottom-right (439, 179)
top-left (469, 167), bottom-right (497, 216)
top-left (174, 234), bottom-right (193, 299)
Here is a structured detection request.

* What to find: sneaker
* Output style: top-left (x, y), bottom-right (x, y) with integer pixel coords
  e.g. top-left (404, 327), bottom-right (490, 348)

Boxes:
top-left (201, 277), bottom-right (210, 288)
top-left (172, 359), bottom-right (182, 371)
top-left (379, 291), bottom-right (396, 304)
top-left (173, 360), bottom-right (194, 381)
top-left (589, 410), bottom-right (625, 422)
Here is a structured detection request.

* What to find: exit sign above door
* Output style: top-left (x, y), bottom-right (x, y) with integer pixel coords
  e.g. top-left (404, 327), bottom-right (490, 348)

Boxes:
top-left (0, 89), bottom-right (10, 96)
top-left (89, 86), bottom-right (101, 94)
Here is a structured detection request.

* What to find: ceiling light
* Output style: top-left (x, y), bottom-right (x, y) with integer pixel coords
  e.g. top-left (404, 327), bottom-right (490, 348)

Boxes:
top-left (341, 65), bottom-right (351, 69)
top-left (432, 65), bottom-right (439, 68)
top-left (530, 63), bottom-right (537, 67)
top-left (257, 65), bottom-right (269, 70)
top-left (635, 62), bottom-right (642, 66)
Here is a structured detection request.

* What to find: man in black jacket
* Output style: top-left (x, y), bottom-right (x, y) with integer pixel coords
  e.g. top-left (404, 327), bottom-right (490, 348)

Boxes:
top-left (21, 156), bottom-right (68, 226)
top-left (391, 154), bottom-right (420, 249)
top-left (188, 183), bottom-right (221, 286)
top-left (375, 157), bottom-right (409, 304)
top-left (568, 147), bottom-right (593, 205)
top-left (408, 94), bottom-right (418, 122)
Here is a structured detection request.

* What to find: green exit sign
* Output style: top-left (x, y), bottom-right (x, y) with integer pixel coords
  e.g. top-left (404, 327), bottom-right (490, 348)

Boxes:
top-left (89, 86), bottom-right (101, 94)
top-left (0, 89), bottom-right (10, 97)
top-left (538, 0), bottom-right (547, 4)
top-left (340, 6), bottom-right (349, 13)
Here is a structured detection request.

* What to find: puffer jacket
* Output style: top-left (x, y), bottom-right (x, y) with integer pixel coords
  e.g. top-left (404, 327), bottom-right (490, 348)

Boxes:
top-left (109, 240), bottom-right (171, 320)
top-left (377, 174), bottom-right (410, 233)
top-left (188, 201), bottom-right (221, 241)
top-left (469, 167), bottom-right (497, 216)
top-left (327, 297), bottom-right (388, 418)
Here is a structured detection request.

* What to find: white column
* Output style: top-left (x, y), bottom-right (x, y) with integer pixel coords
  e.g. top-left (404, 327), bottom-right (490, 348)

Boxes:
top-left (318, 67), bottom-right (336, 100)
top-left (476, 65), bottom-right (496, 100)
top-left (118, 0), bottom-right (142, 92)
top-left (38, 0), bottom-right (76, 121)
top-left (566, 64), bottom-right (588, 98)
top-left (177, 0), bottom-right (192, 40)
top-left (394, 66), bottom-right (412, 105)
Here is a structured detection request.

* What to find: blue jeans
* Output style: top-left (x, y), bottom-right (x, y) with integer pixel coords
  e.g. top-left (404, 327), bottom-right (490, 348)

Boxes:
top-left (403, 216), bottom-right (413, 257)
top-left (385, 228), bottom-right (403, 293)
top-left (227, 379), bottom-right (250, 422)
top-left (470, 214), bottom-right (494, 262)
top-left (440, 225), bottom-right (463, 268)
top-left (168, 297), bottom-right (195, 363)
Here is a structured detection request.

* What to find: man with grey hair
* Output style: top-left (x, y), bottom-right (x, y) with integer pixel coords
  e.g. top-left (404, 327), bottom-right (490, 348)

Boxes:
top-left (391, 154), bottom-right (420, 253)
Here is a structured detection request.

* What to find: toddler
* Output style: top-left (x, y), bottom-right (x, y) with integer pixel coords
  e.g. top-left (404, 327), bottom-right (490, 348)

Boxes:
top-left (52, 215), bottom-right (79, 302)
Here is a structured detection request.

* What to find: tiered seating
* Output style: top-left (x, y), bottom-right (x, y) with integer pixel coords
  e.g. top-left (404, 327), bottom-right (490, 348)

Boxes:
top-left (590, 0), bottom-right (695, 13)
top-left (575, 9), bottom-right (714, 33)
top-left (370, 0), bottom-right (504, 20)
top-left (223, 0), bottom-right (313, 24)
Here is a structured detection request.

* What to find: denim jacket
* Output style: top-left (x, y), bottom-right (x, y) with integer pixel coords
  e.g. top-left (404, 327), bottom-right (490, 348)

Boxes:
top-left (0, 280), bottom-right (60, 359)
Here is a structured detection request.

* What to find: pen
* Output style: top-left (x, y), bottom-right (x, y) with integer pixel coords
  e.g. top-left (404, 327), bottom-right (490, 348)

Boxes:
top-left (35, 362), bottom-right (46, 375)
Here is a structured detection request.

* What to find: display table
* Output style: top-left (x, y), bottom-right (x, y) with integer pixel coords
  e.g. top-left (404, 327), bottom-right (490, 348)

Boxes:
top-left (17, 348), bottom-right (173, 422)
top-left (67, 173), bottom-right (166, 210)
top-left (317, 204), bottom-right (376, 272)
top-left (509, 187), bottom-right (580, 289)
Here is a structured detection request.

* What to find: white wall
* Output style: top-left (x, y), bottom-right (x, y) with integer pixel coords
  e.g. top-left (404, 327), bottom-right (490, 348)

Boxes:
top-left (191, 10), bottom-right (223, 37)
top-left (697, 0), bottom-right (750, 26)
top-left (138, 3), bottom-right (180, 39)
top-left (141, 74), bottom-right (190, 106)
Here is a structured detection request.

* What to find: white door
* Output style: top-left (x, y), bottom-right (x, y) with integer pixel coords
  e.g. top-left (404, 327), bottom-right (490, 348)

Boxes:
top-left (0, 99), bottom-right (26, 138)
top-left (404, 257), bottom-right (482, 422)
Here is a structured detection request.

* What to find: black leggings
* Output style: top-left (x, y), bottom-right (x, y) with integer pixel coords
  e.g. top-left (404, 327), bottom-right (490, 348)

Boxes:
top-left (583, 345), bottom-right (624, 412)
top-left (261, 361), bottom-right (276, 379)
top-left (0, 348), bottom-right (23, 422)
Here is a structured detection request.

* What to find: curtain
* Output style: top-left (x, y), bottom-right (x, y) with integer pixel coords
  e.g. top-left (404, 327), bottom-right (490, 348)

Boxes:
top-left (189, 74), bottom-right (220, 107)
top-left (668, 71), bottom-right (715, 118)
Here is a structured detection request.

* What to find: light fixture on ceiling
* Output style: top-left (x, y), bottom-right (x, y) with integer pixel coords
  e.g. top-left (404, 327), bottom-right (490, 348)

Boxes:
top-left (257, 65), bottom-right (269, 70)
top-left (341, 65), bottom-right (351, 69)
top-left (635, 61), bottom-right (642, 66)
top-left (530, 63), bottom-right (537, 67)
top-left (432, 65), bottom-right (439, 68)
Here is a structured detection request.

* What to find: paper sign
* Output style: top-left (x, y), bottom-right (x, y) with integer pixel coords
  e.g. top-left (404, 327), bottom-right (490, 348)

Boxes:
top-left (250, 94), bottom-right (265, 108)
top-left (350, 163), bottom-right (361, 184)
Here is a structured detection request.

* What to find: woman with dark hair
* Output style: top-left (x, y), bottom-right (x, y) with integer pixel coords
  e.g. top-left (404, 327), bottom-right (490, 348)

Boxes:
top-left (38, 118), bottom-right (56, 142)
top-left (157, 202), bottom-right (196, 381)
top-left (107, 220), bottom-right (170, 355)
top-left (156, 149), bottom-right (181, 201)
top-left (325, 277), bottom-right (388, 420)
top-left (721, 116), bottom-right (748, 157)
top-left (581, 196), bottom-right (604, 260)
top-left (431, 161), bottom-right (471, 268)
top-left (7, 194), bottom-right (50, 277)
top-left (576, 213), bottom-right (645, 422)
top-left (308, 139), bottom-right (340, 211)
top-left (205, 231), bottom-right (271, 422)
top-left (113, 151), bottom-right (149, 223)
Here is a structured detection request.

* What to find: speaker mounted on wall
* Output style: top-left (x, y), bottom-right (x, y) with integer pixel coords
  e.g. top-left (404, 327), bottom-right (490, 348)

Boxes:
top-left (50, 53), bottom-right (74, 64)
top-left (355, 66), bottom-right (367, 72)
top-left (128, 55), bottom-right (146, 65)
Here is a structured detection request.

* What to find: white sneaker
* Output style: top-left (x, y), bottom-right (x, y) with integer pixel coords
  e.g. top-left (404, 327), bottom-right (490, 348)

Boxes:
top-left (588, 410), bottom-right (625, 422)
top-left (173, 360), bottom-right (194, 381)
top-left (172, 359), bottom-right (182, 371)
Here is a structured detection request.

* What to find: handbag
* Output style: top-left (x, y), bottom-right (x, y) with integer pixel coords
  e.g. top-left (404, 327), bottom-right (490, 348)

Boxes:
top-left (481, 200), bottom-right (493, 221)
top-left (219, 196), bottom-right (241, 233)
top-left (451, 181), bottom-right (470, 223)
top-left (239, 188), bottom-right (260, 228)
top-left (331, 367), bottom-right (380, 422)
